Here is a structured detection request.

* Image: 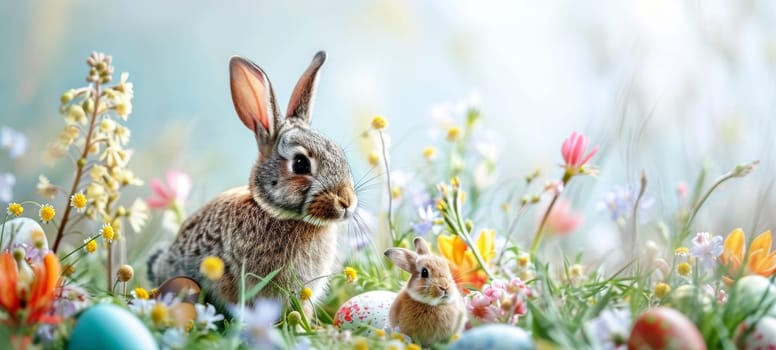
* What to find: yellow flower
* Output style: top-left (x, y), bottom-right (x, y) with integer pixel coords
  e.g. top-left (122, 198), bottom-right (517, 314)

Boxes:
top-left (407, 344), bottom-right (421, 350)
top-left (422, 147), bottom-right (436, 160)
top-left (677, 262), bottom-right (692, 276)
top-left (39, 204), bottom-right (56, 223)
top-left (654, 282), bottom-right (671, 298)
top-left (7, 202), bottom-right (23, 217)
top-left (101, 224), bottom-right (115, 242)
top-left (134, 287), bottom-right (150, 299)
top-left (85, 239), bottom-right (98, 254)
top-left (371, 115), bottom-right (387, 130)
top-left (390, 186), bottom-right (402, 199)
top-left (721, 228), bottom-right (776, 282)
top-left (31, 230), bottom-right (47, 249)
top-left (344, 267), bottom-right (358, 283)
top-left (569, 264), bottom-right (584, 279)
top-left (446, 127), bottom-right (461, 142)
top-left (200, 256), bottom-right (225, 280)
top-left (151, 303), bottom-right (169, 325)
top-left (437, 230), bottom-right (495, 292)
top-left (374, 328), bottom-right (386, 338)
top-left (674, 247), bottom-right (689, 256)
top-left (353, 338), bottom-right (369, 350)
top-left (367, 150), bottom-right (380, 167)
top-left (517, 253), bottom-right (531, 269)
top-left (300, 287), bottom-right (313, 301)
top-left (70, 192), bottom-right (88, 213)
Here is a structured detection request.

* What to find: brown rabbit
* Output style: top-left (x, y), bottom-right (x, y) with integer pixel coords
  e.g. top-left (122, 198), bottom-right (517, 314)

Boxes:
top-left (385, 237), bottom-right (466, 347)
top-left (148, 51), bottom-right (357, 313)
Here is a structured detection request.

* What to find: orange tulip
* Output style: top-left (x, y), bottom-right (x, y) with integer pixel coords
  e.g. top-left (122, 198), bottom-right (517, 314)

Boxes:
top-left (720, 228), bottom-right (776, 283)
top-left (0, 251), bottom-right (61, 326)
top-left (437, 230), bottom-right (495, 293)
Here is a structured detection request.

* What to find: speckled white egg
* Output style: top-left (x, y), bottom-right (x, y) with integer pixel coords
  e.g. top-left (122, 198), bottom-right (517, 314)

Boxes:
top-left (333, 290), bottom-right (397, 333)
top-left (735, 316), bottom-right (776, 349)
top-left (5, 217), bottom-right (49, 250)
top-left (448, 324), bottom-right (535, 350)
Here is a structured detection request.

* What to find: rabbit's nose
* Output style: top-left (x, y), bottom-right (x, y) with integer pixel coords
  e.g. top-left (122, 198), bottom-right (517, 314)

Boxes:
top-left (439, 286), bottom-right (449, 296)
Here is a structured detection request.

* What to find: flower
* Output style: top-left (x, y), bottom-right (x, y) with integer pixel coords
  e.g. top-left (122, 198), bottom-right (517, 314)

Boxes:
top-left (117, 264), bottom-right (134, 282)
top-left (127, 198), bottom-right (149, 233)
top-left (542, 198), bottom-right (583, 235)
top-left (7, 202), bottom-right (23, 217)
top-left (446, 126), bottom-right (461, 142)
top-left (677, 262), bottom-right (692, 277)
top-left (36, 175), bottom-right (59, 199)
top-left (654, 282), bottom-right (671, 298)
top-left (232, 299), bottom-right (284, 349)
top-left (147, 170), bottom-right (192, 209)
top-left (39, 204), bottom-right (56, 223)
top-left (586, 309), bottom-right (631, 350)
top-left (70, 192), bottom-right (87, 213)
top-left (344, 267), bottom-right (358, 283)
top-left (371, 115), bottom-right (387, 130)
top-left (84, 239), bottom-right (97, 254)
top-left (200, 256), bottom-right (225, 280)
top-left (422, 146), bottom-right (437, 160)
top-left (151, 303), bottom-right (170, 325)
top-left (689, 232), bottom-right (724, 270)
top-left (437, 230), bottom-right (495, 292)
top-left (300, 287), bottom-right (313, 301)
top-left (1, 126), bottom-right (28, 159)
top-left (367, 150), bottom-right (380, 166)
top-left (101, 223), bottom-right (115, 242)
top-left (597, 186), bottom-right (654, 221)
top-left (466, 278), bottom-right (531, 325)
top-left (134, 288), bottom-right (150, 299)
top-left (160, 328), bottom-right (187, 350)
top-left (195, 303), bottom-right (224, 331)
top-left (411, 205), bottom-right (440, 235)
top-left (0, 173), bottom-right (15, 202)
top-left (720, 228), bottom-right (776, 281)
top-left (561, 131), bottom-right (598, 173)
top-left (0, 251), bottom-right (61, 326)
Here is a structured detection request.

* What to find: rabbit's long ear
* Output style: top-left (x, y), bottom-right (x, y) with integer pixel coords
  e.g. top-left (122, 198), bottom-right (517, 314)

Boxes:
top-left (384, 248), bottom-right (416, 273)
top-left (414, 237), bottom-right (431, 255)
top-left (286, 51), bottom-right (326, 124)
top-left (230, 56), bottom-right (281, 149)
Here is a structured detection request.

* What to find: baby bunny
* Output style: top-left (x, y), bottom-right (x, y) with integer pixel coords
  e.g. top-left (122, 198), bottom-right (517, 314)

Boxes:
top-left (148, 51), bottom-right (358, 314)
top-left (385, 237), bottom-right (466, 347)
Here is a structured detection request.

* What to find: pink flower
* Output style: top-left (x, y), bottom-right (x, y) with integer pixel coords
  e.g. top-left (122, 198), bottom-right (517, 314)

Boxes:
top-left (146, 170), bottom-right (191, 209)
top-left (561, 131), bottom-right (598, 171)
top-left (542, 198), bottom-right (583, 235)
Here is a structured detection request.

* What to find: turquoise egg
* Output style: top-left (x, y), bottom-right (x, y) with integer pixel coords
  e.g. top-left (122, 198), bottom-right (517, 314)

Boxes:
top-left (448, 324), bottom-right (535, 350)
top-left (68, 304), bottom-right (158, 350)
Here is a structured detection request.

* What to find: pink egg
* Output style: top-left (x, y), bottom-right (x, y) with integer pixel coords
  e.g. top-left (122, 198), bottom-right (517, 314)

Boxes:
top-left (333, 291), bottom-right (397, 334)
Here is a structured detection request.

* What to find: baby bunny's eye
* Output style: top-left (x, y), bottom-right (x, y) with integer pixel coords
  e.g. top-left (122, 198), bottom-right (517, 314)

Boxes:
top-left (421, 267), bottom-right (429, 278)
top-left (292, 154), bottom-right (311, 175)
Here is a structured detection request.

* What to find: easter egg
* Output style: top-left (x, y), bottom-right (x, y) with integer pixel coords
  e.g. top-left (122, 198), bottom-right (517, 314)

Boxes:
top-left (333, 290), bottom-right (397, 333)
top-left (69, 303), bottom-right (158, 350)
top-left (5, 217), bottom-right (48, 250)
top-left (448, 324), bottom-right (535, 350)
top-left (628, 307), bottom-right (705, 350)
top-left (169, 302), bottom-right (197, 329)
top-left (734, 316), bottom-right (776, 349)
top-left (153, 276), bottom-right (201, 303)
top-left (732, 275), bottom-right (776, 317)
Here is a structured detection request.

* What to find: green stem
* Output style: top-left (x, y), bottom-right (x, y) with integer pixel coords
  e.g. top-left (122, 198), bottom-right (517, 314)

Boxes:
top-left (377, 130), bottom-right (395, 244)
top-left (677, 172), bottom-right (735, 245)
top-left (107, 241), bottom-right (113, 292)
top-left (449, 187), bottom-right (493, 280)
top-left (0, 213), bottom-right (9, 250)
top-left (529, 173), bottom-right (571, 258)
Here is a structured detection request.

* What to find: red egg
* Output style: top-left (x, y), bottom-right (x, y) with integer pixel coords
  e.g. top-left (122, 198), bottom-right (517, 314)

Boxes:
top-left (628, 307), bottom-right (706, 350)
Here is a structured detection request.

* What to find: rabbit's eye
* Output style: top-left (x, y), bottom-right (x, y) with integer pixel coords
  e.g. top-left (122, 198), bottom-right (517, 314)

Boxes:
top-left (421, 267), bottom-right (429, 278)
top-left (292, 154), bottom-right (311, 175)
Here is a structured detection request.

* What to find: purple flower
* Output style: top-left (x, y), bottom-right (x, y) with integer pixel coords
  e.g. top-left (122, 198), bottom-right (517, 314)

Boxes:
top-left (597, 186), bottom-right (654, 221)
top-left (411, 205), bottom-right (440, 235)
top-left (0, 172), bottom-right (15, 202)
top-left (690, 232), bottom-right (724, 269)
top-left (231, 299), bottom-right (284, 349)
top-left (586, 309), bottom-right (631, 350)
top-left (1, 126), bottom-right (28, 159)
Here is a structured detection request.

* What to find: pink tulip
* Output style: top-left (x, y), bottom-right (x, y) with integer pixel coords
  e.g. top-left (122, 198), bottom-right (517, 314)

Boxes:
top-left (561, 131), bottom-right (598, 171)
top-left (146, 170), bottom-right (191, 209)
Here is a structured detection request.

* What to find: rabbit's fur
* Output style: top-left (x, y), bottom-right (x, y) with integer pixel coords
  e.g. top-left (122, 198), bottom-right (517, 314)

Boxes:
top-left (148, 52), bottom-right (357, 312)
top-left (385, 237), bottom-right (466, 347)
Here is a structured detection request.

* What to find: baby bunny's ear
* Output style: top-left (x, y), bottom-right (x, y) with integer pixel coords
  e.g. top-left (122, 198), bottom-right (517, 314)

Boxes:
top-left (286, 51), bottom-right (326, 124)
top-left (414, 237), bottom-right (431, 255)
top-left (384, 248), bottom-right (416, 273)
top-left (229, 56), bottom-right (281, 152)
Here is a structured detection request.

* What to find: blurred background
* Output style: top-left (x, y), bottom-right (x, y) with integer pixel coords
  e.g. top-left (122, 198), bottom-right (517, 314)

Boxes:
top-left (1, 0), bottom-right (775, 260)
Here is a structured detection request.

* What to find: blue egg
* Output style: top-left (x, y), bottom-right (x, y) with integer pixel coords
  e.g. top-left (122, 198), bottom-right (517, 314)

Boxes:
top-left (448, 324), bottom-right (535, 350)
top-left (68, 304), bottom-right (158, 350)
